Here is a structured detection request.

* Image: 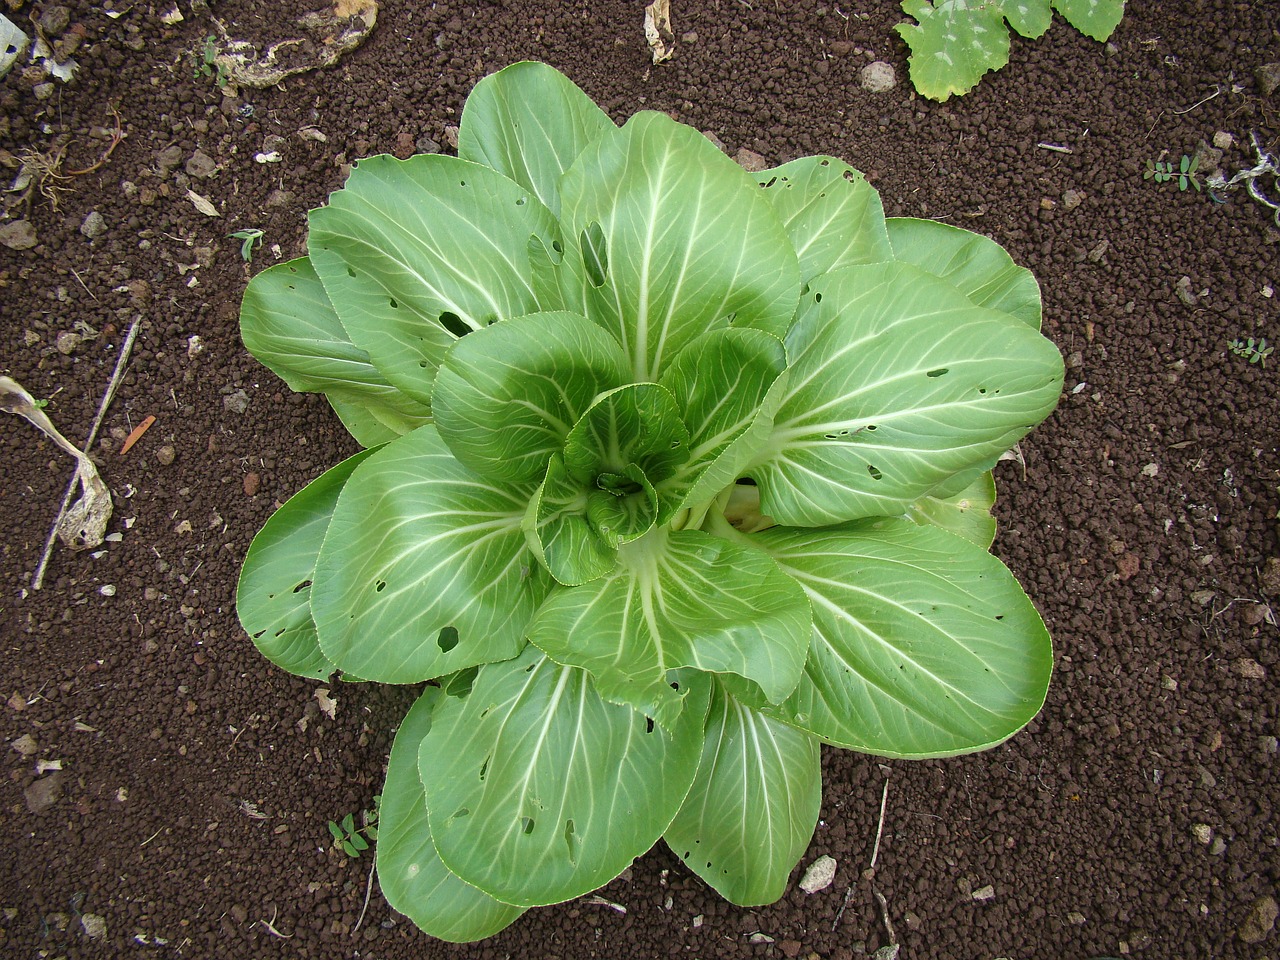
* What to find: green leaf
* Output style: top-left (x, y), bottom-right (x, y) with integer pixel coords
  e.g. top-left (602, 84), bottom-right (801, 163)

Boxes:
top-left (237, 448), bottom-right (379, 680)
top-left (377, 688), bottom-right (526, 942)
top-left (556, 111), bottom-right (800, 381)
top-left (1052, 0), bottom-right (1124, 40)
top-left (308, 154), bottom-right (560, 405)
top-left (756, 157), bottom-right (894, 282)
top-left (422, 645), bottom-right (709, 907)
top-left (657, 328), bottom-right (789, 513)
top-left (526, 454), bottom-right (623, 586)
top-left (896, 0), bottom-right (1012, 102)
top-left (886, 218), bottom-right (1043, 329)
top-left (432, 311), bottom-right (629, 484)
top-left (526, 527), bottom-right (811, 730)
top-left (1002, 0), bottom-right (1053, 38)
top-left (755, 518), bottom-right (1053, 758)
top-left (664, 682), bottom-right (821, 906)
top-left (311, 425), bottom-right (550, 683)
top-left (239, 257), bottom-right (431, 445)
top-left (459, 61), bottom-right (615, 217)
top-left (751, 262), bottom-right (1064, 526)
top-left (328, 820), bottom-right (345, 841)
top-left (905, 470), bottom-right (998, 548)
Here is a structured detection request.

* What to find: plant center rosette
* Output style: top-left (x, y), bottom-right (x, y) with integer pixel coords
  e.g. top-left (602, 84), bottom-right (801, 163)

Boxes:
top-left (234, 62), bottom-right (1064, 941)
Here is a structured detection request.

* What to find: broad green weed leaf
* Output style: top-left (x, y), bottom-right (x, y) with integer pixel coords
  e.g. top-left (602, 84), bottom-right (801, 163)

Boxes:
top-left (377, 688), bottom-right (526, 942)
top-left (432, 311), bottom-right (630, 484)
top-left (311, 425), bottom-right (549, 683)
top-left (422, 645), bottom-right (709, 907)
top-left (239, 257), bottom-right (431, 445)
top-left (237, 449), bottom-right (377, 680)
top-left (664, 681), bottom-right (821, 906)
top-left (459, 61), bottom-right (615, 217)
top-left (657, 328), bottom-right (788, 514)
top-left (752, 262), bottom-right (1064, 526)
top-left (887, 218), bottom-right (1042, 328)
top-left (527, 527), bottom-right (811, 729)
top-left (905, 470), bottom-right (998, 548)
top-left (1053, 0), bottom-right (1125, 41)
top-left (755, 519), bottom-right (1053, 758)
top-left (309, 155), bottom-right (559, 405)
top-left (757, 157), bottom-right (893, 281)
top-left (896, 0), bottom-right (1012, 102)
top-left (557, 112), bottom-right (800, 380)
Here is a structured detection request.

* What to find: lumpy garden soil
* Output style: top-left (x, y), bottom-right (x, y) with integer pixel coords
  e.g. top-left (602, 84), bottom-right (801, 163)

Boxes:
top-left (1, 1), bottom-right (1277, 958)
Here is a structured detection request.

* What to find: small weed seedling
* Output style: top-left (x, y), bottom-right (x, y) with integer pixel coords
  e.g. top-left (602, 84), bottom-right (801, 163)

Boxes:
top-left (328, 796), bottom-right (380, 858)
top-left (229, 228), bottom-right (265, 263)
top-left (1145, 154), bottom-right (1202, 192)
top-left (193, 35), bottom-right (228, 87)
top-left (1228, 336), bottom-right (1273, 367)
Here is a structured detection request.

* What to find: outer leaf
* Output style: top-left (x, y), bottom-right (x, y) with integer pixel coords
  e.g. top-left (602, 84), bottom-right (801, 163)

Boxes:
top-left (557, 112), bottom-right (800, 381)
top-left (309, 154), bottom-right (560, 404)
top-left (755, 518), bottom-right (1053, 758)
top-left (887, 218), bottom-right (1042, 329)
top-left (657, 328), bottom-right (788, 513)
top-left (311, 425), bottom-right (550, 683)
top-left (905, 470), bottom-right (998, 548)
top-left (664, 682), bottom-right (821, 906)
top-left (431, 311), bottom-right (630, 484)
top-left (752, 262), bottom-right (1064, 526)
top-left (422, 645), bottom-right (709, 907)
top-left (377, 688), bottom-right (526, 942)
top-left (1002, 0), bottom-right (1053, 38)
top-left (459, 61), bottom-right (616, 217)
top-left (896, 0), bottom-right (1012, 102)
top-left (526, 527), bottom-right (811, 730)
top-left (239, 257), bottom-right (431, 444)
top-left (1052, 0), bottom-right (1124, 40)
top-left (236, 448), bottom-right (377, 680)
top-left (757, 157), bottom-right (893, 281)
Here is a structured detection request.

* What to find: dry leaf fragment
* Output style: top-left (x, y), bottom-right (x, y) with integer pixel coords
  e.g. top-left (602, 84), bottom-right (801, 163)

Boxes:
top-left (186, 190), bottom-right (220, 217)
top-left (644, 0), bottom-right (675, 64)
top-left (0, 376), bottom-right (113, 550)
top-left (212, 1), bottom-right (378, 89)
top-left (119, 415), bottom-right (156, 455)
top-left (315, 688), bottom-right (338, 719)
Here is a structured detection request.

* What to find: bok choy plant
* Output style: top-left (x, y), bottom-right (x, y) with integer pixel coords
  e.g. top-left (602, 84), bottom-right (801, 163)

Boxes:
top-left (236, 61), bottom-right (1063, 942)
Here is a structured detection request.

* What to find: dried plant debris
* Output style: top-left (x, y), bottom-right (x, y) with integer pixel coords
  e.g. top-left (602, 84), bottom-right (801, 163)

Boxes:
top-left (208, 0), bottom-right (378, 90)
top-left (644, 0), bottom-right (675, 63)
top-left (0, 376), bottom-right (113, 550)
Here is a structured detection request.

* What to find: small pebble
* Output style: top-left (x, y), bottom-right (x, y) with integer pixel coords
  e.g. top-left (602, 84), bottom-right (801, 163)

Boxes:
top-left (99, 584), bottom-right (116, 597)
top-left (244, 472), bottom-right (261, 496)
top-left (156, 445), bottom-right (176, 465)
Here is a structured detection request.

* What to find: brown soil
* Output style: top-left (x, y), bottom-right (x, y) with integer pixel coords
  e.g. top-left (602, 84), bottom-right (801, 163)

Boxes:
top-left (2, 1), bottom-right (1277, 958)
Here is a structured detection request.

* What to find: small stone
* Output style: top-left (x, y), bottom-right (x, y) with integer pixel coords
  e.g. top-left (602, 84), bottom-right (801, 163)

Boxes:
top-left (23, 771), bottom-right (67, 813)
top-left (1141, 462), bottom-right (1159, 477)
top-left (1115, 553), bottom-right (1140, 580)
top-left (1062, 189), bottom-right (1085, 211)
top-left (872, 946), bottom-right (900, 960)
top-left (681, 31), bottom-right (698, 43)
top-left (81, 914), bottom-right (107, 939)
top-left (39, 5), bottom-right (72, 37)
top-left (903, 910), bottom-right (922, 931)
top-left (1068, 911), bottom-right (1086, 925)
top-left (734, 147), bottom-right (769, 173)
top-left (443, 125), bottom-right (460, 149)
top-left (748, 932), bottom-right (775, 944)
top-left (1235, 658), bottom-right (1266, 679)
top-left (56, 331), bottom-right (83, 354)
top-left (8, 693), bottom-right (26, 711)
top-left (415, 135), bottom-right (441, 154)
top-left (99, 584), bottom-right (116, 597)
top-left (154, 144), bottom-right (184, 175)
top-left (1210, 837), bottom-right (1227, 856)
top-left (395, 132), bottom-right (415, 158)
top-left (971, 884), bottom-right (995, 902)
top-left (1239, 895), bottom-right (1278, 944)
top-left (1256, 63), bottom-right (1280, 97)
top-left (156, 445), bottom-right (176, 466)
top-left (223, 389), bottom-right (250, 415)
top-left (798, 855), bottom-right (837, 893)
top-left (1261, 558), bottom-right (1280, 594)
top-left (1191, 823), bottom-right (1213, 844)
top-left (1242, 604), bottom-right (1266, 626)
top-left (185, 150), bottom-right (218, 179)
top-left (80, 210), bottom-right (107, 239)
top-left (859, 61), bottom-right (897, 93)
top-left (33, 82), bottom-right (55, 101)
top-left (244, 472), bottom-right (261, 496)
top-left (12, 733), bottom-right (38, 756)
top-left (1175, 276), bottom-right (1200, 305)
top-left (692, 915), bottom-right (703, 928)
top-left (1261, 736), bottom-right (1278, 755)
top-left (0, 220), bottom-right (39, 250)
top-left (1213, 131), bottom-right (1234, 149)
top-left (1087, 239), bottom-right (1109, 263)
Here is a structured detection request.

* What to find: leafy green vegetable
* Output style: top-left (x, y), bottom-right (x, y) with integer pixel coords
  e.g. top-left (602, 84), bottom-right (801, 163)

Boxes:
top-left (896, 0), bottom-right (1126, 101)
top-left (237, 61), bottom-right (1064, 941)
